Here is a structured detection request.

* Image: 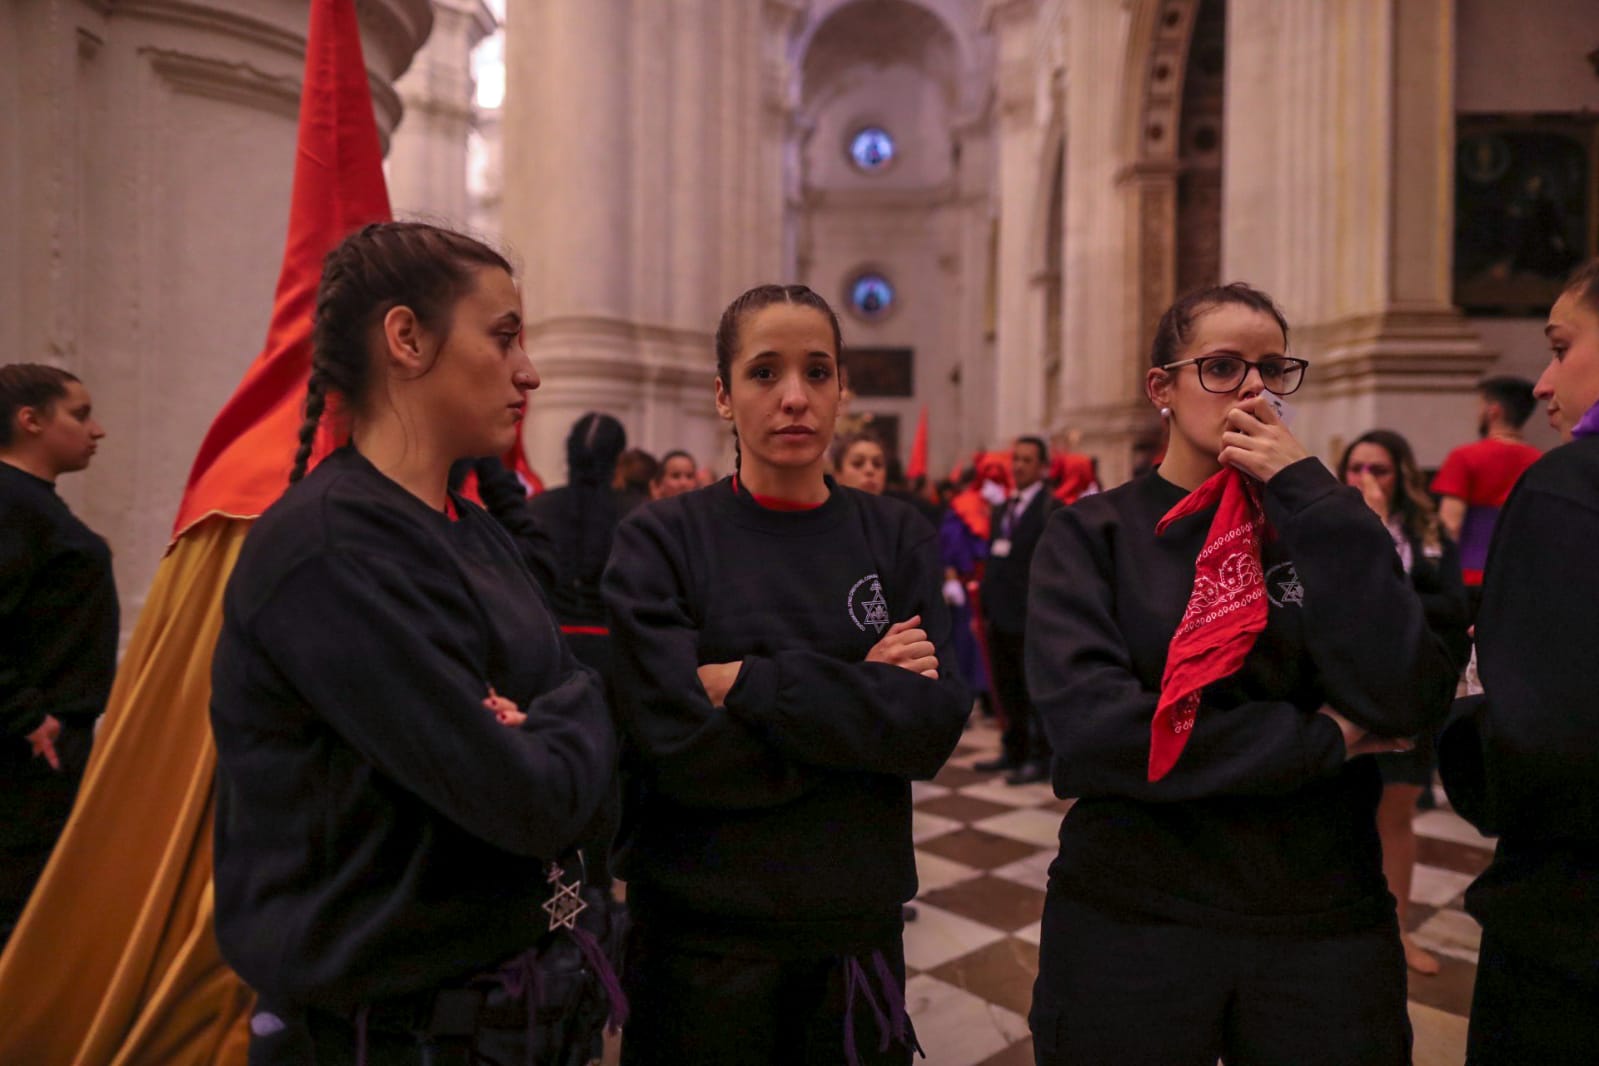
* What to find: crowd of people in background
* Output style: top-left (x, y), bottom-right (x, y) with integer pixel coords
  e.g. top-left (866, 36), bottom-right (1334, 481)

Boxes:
top-left (3, 227), bottom-right (1596, 1066)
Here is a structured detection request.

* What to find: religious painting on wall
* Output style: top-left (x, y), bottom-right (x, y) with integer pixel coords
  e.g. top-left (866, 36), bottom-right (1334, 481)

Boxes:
top-left (1454, 114), bottom-right (1599, 316)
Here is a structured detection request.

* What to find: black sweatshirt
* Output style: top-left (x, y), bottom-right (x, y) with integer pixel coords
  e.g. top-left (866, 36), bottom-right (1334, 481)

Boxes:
top-left (210, 447), bottom-right (616, 1011)
top-left (1439, 435), bottom-right (1599, 976)
top-left (0, 461), bottom-right (119, 738)
top-left (601, 478), bottom-right (970, 957)
top-left (1026, 459), bottom-right (1460, 934)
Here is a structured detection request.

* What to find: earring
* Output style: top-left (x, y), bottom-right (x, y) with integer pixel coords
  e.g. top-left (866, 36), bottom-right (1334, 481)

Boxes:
top-left (1160, 407), bottom-right (1171, 418)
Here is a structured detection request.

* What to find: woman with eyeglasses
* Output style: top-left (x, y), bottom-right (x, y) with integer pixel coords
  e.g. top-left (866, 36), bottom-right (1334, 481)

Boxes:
top-left (1025, 283), bottom-right (1460, 1065)
top-left (1337, 431), bottom-right (1470, 977)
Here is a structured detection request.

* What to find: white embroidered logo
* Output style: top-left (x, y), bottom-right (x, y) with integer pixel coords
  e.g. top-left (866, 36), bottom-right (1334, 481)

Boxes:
top-left (1266, 562), bottom-right (1304, 608)
top-left (847, 573), bottom-right (891, 633)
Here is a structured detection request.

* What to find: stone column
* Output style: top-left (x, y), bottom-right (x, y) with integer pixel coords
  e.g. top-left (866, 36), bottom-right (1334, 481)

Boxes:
top-left (502, 0), bottom-right (792, 480)
top-left (503, 0), bottom-right (636, 478)
top-left (1052, 0), bottom-right (1153, 485)
top-left (1224, 0), bottom-right (1493, 466)
top-left (0, 0), bottom-right (431, 629)
top-left (387, 0), bottom-right (497, 225)
top-left (984, 0), bottom-right (1044, 440)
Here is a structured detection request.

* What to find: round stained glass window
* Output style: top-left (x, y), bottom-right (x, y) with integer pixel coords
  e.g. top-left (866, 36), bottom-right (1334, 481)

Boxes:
top-left (850, 273), bottom-right (895, 319)
top-left (849, 127), bottom-right (896, 172)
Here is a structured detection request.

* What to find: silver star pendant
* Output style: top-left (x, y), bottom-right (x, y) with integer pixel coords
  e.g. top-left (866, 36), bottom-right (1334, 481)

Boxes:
top-left (541, 861), bottom-right (588, 933)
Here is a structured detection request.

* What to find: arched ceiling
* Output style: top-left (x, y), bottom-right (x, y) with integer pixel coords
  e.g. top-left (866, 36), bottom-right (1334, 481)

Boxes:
top-left (798, 0), bottom-right (964, 109)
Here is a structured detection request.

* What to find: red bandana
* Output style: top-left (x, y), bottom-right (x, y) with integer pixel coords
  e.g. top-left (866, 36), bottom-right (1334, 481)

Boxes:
top-left (1149, 468), bottom-right (1269, 781)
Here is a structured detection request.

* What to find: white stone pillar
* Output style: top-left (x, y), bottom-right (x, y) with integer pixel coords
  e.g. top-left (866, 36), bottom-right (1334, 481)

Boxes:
top-left (985, 0), bottom-right (1043, 440)
top-left (0, 0), bottom-right (431, 630)
top-left (1223, 0), bottom-right (1493, 466)
top-left (1053, 0), bottom-right (1148, 484)
top-left (388, 0), bottom-right (497, 226)
top-left (503, 0), bottom-right (791, 481)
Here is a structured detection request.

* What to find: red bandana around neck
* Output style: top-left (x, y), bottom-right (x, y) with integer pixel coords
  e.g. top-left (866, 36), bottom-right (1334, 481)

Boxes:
top-left (1149, 467), bottom-right (1270, 781)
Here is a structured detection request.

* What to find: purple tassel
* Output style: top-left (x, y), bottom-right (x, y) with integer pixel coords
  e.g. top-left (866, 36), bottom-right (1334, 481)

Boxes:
top-left (571, 925), bottom-right (630, 1033)
top-left (844, 956), bottom-right (894, 1057)
top-left (871, 950), bottom-right (925, 1058)
top-left (870, 950), bottom-right (909, 1048)
top-left (843, 957), bottom-right (863, 1066)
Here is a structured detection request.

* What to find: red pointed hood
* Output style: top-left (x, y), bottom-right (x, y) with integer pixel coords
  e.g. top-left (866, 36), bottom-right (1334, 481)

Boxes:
top-left (171, 0), bottom-right (391, 541)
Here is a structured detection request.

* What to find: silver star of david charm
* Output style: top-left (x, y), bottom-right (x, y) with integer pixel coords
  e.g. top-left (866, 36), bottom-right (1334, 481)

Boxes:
top-left (541, 861), bottom-right (588, 932)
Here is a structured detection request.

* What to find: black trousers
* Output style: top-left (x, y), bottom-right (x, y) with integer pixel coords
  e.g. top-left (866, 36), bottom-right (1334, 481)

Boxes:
top-left (1466, 925), bottom-right (1599, 1064)
top-left (0, 721), bottom-right (93, 948)
top-left (620, 927), bottom-right (914, 1066)
top-left (987, 626), bottom-right (1050, 766)
top-left (1030, 895), bottom-right (1410, 1066)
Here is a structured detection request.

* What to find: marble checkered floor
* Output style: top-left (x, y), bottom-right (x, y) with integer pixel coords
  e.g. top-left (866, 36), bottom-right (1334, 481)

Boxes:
top-left (902, 717), bottom-right (1492, 1066)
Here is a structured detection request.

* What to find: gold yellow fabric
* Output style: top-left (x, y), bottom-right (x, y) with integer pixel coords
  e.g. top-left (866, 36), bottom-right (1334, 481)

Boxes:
top-left (0, 518), bottom-right (253, 1065)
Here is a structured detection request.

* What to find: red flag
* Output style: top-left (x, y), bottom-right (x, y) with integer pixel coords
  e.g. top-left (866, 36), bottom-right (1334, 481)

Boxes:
top-left (170, 0), bottom-right (391, 541)
top-left (1148, 468), bottom-right (1269, 780)
top-left (906, 405), bottom-right (928, 481)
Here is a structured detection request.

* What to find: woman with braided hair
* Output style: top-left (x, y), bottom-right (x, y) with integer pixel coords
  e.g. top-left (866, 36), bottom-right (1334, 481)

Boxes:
top-left (209, 221), bottom-right (618, 1065)
top-left (526, 412), bottom-right (627, 685)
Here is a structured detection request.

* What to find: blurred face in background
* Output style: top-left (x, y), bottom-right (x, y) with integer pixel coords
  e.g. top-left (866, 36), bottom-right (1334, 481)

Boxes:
top-left (836, 439), bottom-right (886, 494)
top-left (1343, 441), bottom-right (1398, 510)
top-left (652, 453), bottom-right (698, 498)
top-left (1012, 440), bottom-right (1045, 491)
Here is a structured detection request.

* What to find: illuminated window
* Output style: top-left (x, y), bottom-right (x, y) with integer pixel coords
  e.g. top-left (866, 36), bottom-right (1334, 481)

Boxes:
top-left (850, 273), bottom-right (895, 319)
top-left (849, 127), bottom-right (895, 172)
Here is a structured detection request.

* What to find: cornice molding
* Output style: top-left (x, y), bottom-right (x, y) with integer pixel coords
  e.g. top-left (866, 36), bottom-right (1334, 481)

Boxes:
top-left (1294, 308), bottom-right (1496, 394)
top-left (141, 45), bottom-right (300, 120)
top-left (109, 0), bottom-right (430, 132)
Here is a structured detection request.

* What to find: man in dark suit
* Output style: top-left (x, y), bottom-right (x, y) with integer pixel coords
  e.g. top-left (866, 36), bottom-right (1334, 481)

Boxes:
top-left (975, 436), bottom-right (1058, 784)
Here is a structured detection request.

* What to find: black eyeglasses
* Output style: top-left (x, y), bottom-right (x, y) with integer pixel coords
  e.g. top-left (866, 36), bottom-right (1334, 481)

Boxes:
top-left (1161, 355), bottom-right (1309, 396)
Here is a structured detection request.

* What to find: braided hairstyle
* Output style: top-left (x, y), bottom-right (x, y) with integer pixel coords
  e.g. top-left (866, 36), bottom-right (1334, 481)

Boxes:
top-left (565, 412), bottom-right (627, 585)
top-left (288, 221), bottom-right (513, 484)
top-left (713, 284), bottom-right (845, 472)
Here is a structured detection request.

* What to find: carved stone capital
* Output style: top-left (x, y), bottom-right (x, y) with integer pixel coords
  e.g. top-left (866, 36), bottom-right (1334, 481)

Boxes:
top-left (1295, 308), bottom-right (1497, 399)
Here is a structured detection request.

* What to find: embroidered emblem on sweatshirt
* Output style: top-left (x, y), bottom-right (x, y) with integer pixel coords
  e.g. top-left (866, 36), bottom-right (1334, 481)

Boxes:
top-left (848, 573), bottom-right (891, 633)
top-left (1266, 561), bottom-right (1304, 608)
